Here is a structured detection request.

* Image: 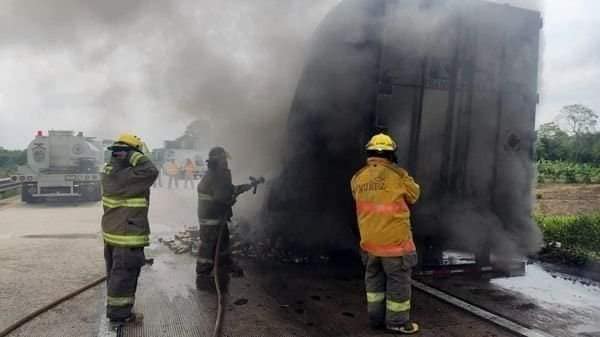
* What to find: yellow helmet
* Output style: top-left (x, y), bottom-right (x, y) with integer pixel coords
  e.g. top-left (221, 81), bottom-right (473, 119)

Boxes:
top-left (115, 133), bottom-right (143, 151)
top-left (366, 133), bottom-right (397, 152)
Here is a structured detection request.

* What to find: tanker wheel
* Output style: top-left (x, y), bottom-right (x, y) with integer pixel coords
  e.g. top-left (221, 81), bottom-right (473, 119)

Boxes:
top-left (82, 184), bottom-right (101, 202)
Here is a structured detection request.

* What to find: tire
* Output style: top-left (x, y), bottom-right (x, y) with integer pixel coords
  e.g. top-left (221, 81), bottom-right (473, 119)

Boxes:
top-left (21, 184), bottom-right (36, 203)
top-left (81, 183), bottom-right (101, 202)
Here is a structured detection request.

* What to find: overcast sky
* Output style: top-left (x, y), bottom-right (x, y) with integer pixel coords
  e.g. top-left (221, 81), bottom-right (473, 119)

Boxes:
top-left (0, 1), bottom-right (598, 150)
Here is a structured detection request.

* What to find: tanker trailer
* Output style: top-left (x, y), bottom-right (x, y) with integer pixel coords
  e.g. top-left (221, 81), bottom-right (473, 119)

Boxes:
top-left (12, 130), bottom-right (103, 203)
top-left (264, 0), bottom-right (542, 275)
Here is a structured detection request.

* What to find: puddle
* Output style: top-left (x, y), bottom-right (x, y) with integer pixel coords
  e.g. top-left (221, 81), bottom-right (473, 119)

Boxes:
top-left (145, 243), bottom-right (197, 301)
top-left (492, 264), bottom-right (600, 312)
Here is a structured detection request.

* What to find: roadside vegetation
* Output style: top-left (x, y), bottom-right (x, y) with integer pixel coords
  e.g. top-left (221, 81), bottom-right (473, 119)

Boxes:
top-left (0, 147), bottom-right (26, 178)
top-left (536, 104), bottom-right (600, 184)
top-left (537, 160), bottom-right (600, 184)
top-left (536, 214), bottom-right (600, 265)
top-left (535, 105), bottom-right (600, 266)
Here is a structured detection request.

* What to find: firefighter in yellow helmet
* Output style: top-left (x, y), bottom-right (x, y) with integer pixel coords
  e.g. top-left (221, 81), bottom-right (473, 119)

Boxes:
top-left (102, 133), bottom-right (158, 328)
top-left (350, 133), bottom-right (420, 334)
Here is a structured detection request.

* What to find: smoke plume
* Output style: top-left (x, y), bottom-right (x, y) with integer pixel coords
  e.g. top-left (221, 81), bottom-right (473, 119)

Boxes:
top-left (1, 0), bottom-right (544, 262)
top-left (0, 0), bottom-right (339, 177)
top-left (263, 0), bottom-right (544, 260)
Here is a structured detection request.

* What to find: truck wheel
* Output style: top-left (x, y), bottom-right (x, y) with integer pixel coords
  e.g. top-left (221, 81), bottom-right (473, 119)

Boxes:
top-left (21, 189), bottom-right (31, 203)
top-left (82, 183), bottom-right (101, 202)
top-left (21, 183), bottom-right (37, 203)
top-left (92, 187), bottom-right (102, 202)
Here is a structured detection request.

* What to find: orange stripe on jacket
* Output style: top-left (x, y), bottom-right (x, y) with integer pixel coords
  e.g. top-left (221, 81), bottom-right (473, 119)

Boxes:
top-left (361, 240), bottom-right (416, 257)
top-left (356, 200), bottom-right (409, 214)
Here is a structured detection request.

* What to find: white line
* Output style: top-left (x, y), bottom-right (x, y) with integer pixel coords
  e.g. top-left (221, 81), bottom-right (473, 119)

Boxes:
top-left (412, 280), bottom-right (554, 337)
top-left (96, 293), bottom-right (117, 337)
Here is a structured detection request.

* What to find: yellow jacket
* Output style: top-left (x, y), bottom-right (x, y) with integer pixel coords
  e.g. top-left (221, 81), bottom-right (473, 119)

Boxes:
top-left (350, 158), bottom-right (420, 257)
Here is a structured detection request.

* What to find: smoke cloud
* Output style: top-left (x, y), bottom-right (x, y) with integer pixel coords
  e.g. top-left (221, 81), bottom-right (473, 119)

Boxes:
top-left (0, 0), bottom-right (340, 177)
top-left (264, 0), bottom-right (544, 260)
top-left (1, 0), bottom-right (544, 262)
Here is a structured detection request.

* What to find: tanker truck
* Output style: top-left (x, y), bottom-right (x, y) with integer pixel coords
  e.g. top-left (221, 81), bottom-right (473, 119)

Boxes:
top-left (265, 0), bottom-right (542, 276)
top-left (12, 130), bottom-right (104, 203)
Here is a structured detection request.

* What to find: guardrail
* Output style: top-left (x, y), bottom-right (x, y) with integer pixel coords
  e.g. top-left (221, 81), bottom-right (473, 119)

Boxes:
top-left (0, 178), bottom-right (21, 194)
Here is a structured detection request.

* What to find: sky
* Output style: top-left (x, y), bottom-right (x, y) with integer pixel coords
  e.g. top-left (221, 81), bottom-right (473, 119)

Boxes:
top-left (0, 0), bottom-right (598, 150)
top-left (537, 1), bottom-right (600, 127)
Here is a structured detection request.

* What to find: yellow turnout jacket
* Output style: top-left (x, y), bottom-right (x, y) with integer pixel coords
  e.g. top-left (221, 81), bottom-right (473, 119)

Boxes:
top-left (350, 157), bottom-right (420, 257)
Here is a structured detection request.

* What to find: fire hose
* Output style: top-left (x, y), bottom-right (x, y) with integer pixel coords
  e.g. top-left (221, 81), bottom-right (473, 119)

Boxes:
top-left (212, 176), bottom-right (265, 337)
top-left (0, 276), bottom-right (107, 337)
top-left (1, 177), bottom-right (265, 337)
top-left (211, 224), bottom-right (226, 337)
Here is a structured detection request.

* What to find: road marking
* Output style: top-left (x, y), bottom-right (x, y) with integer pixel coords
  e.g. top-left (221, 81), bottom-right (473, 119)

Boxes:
top-left (412, 280), bottom-right (554, 337)
top-left (97, 294), bottom-right (117, 337)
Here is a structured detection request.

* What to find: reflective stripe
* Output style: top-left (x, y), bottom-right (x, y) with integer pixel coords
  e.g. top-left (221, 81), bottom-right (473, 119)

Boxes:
top-left (103, 232), bottom-right (149, 247)
top-left (107, 296), bottom-right (134, 307)
top-left (103, 165), bottom-right (112, 174)
top-left (197, 193), bottom-right (214, 201)
top-left (129, 152), bottom-right (144, 167)
top-left (366, 292), bottom-right (385, 303)
top-left (387, 299), bottom-right (410, 312)
top-left (102, 196), bottom-right (148, 208)
top-left (199, 219), bottom-right (223, 226)
top-left (356, 200), bottom-right (409, 215)
top-left (361, 240), bottom-right (416, 257)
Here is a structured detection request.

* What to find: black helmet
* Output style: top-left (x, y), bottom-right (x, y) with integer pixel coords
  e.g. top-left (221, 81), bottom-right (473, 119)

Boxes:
top-left (208, 146), bottom-right (230, 159)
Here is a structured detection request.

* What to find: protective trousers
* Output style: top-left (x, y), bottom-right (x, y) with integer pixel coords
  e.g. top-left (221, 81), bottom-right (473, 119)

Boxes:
top-left (196, 220), bottom-right (231, 291)
top-left (104, 245), bottom-right (145, 320)
top-left (168, 176), bottom-right (179, 189)
top-left (184, 176), bottom-right (194, 189)
top-left (362, 252), bottom-right (417, 328)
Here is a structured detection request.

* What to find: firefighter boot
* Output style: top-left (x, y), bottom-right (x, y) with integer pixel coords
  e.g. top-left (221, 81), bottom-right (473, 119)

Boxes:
top-left (110, 313), bottom-right (144, 330)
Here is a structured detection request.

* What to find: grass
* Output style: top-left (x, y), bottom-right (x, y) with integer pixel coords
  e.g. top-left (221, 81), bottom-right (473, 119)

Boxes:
top-left (536, 213), bottom-right (600, 265)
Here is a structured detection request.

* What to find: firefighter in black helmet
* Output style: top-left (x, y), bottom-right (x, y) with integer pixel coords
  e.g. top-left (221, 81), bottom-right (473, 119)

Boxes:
top-left (195, 147), bottom-right (252, 291)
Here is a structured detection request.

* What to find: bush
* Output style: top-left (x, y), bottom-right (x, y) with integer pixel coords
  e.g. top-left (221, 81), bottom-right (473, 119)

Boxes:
top-left (538, 246), bottom-right (593, 266)
top-left (536, 214), bottom-right (600, 253)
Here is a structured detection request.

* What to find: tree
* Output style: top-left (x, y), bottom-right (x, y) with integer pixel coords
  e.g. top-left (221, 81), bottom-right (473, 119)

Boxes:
top-left (184, 119), bottom-right (210, 138)
top-left (556, 104), bottom-right (598, 136)
top-left (172, 119), bottom-right (212, 150)
top-left (0, 148), bottom-right (27, 177)
top-left (555, 105), bottom-right (598, 161)
top-left (536, 122), bottom-right (570, 161)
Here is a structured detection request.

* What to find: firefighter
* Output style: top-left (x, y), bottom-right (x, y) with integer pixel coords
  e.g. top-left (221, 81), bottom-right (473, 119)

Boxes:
top-left (350, 133), bottom-right (420, 334)
top-left (102, 133), bottom-right (158, 327)
top-left (195, 146), bottom-right (252, 291)
top-left (164, 159), bottom-right (180, 189)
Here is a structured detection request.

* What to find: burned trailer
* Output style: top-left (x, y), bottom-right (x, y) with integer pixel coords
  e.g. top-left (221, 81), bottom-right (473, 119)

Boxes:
top-left (264, 0), bottom-right (542, 272)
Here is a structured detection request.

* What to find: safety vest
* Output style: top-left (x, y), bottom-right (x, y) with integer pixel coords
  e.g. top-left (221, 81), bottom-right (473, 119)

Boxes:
top-left (101, 151), bottom-right (158, 247)
top-left (184, 162), bottom-right (196, 176)
top-left (350, 158), bottom-right (420, 257)
top-left (164, 162), bottom-right (180, 176)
